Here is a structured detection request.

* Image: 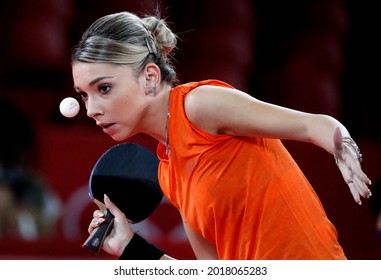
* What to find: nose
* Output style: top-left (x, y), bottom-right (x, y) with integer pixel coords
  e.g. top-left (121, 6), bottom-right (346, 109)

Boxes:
top-left (86, 96), bottom-right (103, 119)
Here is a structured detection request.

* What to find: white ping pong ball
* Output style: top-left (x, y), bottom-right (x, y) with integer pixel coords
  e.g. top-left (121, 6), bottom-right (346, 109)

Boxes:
top-left (59, 97), bottom-right (80, 118)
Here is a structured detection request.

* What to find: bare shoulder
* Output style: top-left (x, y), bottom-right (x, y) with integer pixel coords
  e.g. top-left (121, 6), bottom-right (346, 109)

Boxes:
top-left (184, 85), bottom-right (254, 134)
top-left (184, 85), bottom-right (228, 133)
top-left (185, 85), bottom-right (253, 106)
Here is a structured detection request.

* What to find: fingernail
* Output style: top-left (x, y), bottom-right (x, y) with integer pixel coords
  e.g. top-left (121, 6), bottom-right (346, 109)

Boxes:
top-left (368, 190), bottom-right (372, 198)
top-left (104, 194), bottom-right (109, 200)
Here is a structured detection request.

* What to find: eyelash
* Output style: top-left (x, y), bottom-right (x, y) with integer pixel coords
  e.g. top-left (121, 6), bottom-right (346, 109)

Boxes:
top-left (98, 84), bottom-right (111, 94)
top-left (78, 91), bottom-right (87, 101)
top-left (77, 84), bottom-right (111, 101)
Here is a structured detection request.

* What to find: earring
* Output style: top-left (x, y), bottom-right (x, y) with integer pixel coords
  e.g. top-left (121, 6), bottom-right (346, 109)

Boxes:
top-left (146, 83), bottom-right (158, 95)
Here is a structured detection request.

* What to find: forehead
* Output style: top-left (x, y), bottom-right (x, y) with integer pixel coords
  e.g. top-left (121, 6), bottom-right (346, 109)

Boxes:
top-left (72, 62), bottom-right (133, 85)
top-left (73, 62), bottom-right (129, 77)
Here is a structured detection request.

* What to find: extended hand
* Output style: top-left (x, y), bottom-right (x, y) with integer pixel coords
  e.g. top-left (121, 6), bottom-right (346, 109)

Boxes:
top-left (333, 127), bottom-right (372, 205)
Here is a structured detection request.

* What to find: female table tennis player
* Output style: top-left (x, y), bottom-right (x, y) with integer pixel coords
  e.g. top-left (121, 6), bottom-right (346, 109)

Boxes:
top-left (71, 11), bottom-right (372, 259)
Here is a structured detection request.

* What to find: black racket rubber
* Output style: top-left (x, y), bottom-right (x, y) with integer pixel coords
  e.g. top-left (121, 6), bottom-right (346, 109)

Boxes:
top-left (82, 143), bottom-right (163, 255)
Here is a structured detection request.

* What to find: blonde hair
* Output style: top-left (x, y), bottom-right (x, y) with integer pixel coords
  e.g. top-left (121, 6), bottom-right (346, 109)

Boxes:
top-left (71, 12), bottom-right (177, 84)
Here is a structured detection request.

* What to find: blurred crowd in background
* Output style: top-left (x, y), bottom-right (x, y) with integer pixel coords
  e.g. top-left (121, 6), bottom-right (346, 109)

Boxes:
top-left (0, 0), bottom-right (380, 259)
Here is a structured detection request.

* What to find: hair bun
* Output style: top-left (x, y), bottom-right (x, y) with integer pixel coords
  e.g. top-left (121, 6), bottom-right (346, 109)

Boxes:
top-left (142, 16), bottom-right (177, 56)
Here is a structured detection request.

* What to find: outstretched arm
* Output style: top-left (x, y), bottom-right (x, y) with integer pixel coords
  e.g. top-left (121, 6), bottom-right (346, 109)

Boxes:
top-left (184, 85), bottom-right (372, 204)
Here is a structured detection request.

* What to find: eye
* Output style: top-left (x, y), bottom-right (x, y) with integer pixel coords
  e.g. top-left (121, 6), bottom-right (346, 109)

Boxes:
top-left (98, 84), bottom-right (111, 94)
top-left (78, 91), bottom-right (88, 101)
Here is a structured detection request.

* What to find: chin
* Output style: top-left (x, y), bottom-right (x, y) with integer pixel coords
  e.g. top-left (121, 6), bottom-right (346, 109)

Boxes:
top-left (108, 132), bottom-right (136, 142)
top-left (109, 134), bottom-right (126, 142)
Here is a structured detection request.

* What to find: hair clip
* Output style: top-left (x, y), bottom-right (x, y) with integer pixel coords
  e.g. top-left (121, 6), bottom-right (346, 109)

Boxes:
top-left (143, 26), bottom-right (157, 55)
top-left (145, 36), bottom-right (157, 55)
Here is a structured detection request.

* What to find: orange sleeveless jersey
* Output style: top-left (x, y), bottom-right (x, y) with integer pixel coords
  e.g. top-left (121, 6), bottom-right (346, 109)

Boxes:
top-left (157, 80), bottom-right (346, 259)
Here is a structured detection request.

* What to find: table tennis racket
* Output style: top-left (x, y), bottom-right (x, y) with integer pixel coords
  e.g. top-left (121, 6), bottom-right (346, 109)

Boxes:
top-left (82, 142), bottom-right (163, 255)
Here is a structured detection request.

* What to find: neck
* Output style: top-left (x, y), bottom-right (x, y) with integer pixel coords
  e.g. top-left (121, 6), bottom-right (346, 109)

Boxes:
top-left (142, 83), bottom-right (172, 145)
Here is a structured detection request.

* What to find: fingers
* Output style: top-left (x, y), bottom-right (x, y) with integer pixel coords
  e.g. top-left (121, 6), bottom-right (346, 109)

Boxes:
top-left (347, 182), bottom-right (362, 205)
top-left (337, 152), bottom-right (372, 205)
top-left (333, 133), bottom-right (373, 205)
top-left (350, 158), bottom-right (372, 196)
top-left (104, 194), bottom-right (124, 218)
top-left (351, 179), bottom-right (372, 205)
top-left (102, 194), bottom-right (135, 255)
top-left (354, 166), bottom-right (372, 186)
top-left (87, 210), bottom-right (106, 234)
top-left (346, 170), bottom-right (372, 205)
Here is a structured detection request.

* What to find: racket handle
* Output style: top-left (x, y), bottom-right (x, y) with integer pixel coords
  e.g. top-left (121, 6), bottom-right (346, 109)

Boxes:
top-left (82, 209), bottom-right (114, 255)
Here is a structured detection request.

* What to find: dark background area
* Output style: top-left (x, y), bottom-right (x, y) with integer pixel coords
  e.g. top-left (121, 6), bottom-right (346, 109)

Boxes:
top-left (0, 0), bottom-right (380, 259)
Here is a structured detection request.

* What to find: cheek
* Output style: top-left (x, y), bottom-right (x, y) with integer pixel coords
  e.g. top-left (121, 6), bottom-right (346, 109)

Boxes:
top-left (116, 94), bottom-right (145, 116)
top-left (113, 99), bottom-right (133, 117)
top-left (107, 99), bottom-right (137, 126)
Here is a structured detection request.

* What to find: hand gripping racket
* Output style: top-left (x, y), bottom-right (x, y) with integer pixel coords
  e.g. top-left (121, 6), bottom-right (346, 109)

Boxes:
top-left (82, 142), bottom-right (163, 254)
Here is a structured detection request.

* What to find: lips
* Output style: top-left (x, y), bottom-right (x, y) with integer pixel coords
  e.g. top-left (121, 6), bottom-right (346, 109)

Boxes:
top-left (96, 122), bottom-right (115, 133)
top-left (101, 123), bottom-right (113, 129)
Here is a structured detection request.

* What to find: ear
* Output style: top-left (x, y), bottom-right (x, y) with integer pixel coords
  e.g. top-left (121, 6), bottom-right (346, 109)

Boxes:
top-left (144, 63), bottom-right (161, 88)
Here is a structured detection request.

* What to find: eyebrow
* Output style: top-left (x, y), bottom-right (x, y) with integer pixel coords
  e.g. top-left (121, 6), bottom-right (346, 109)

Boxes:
top-left (74, 76), bottom-right (114, 91)
top-left (89, 76), bottom-right (114, 86)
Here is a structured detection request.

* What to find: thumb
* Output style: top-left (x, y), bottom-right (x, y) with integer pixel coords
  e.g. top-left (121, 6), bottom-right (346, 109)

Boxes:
top-left (103, 194), bottom-right (123, 217)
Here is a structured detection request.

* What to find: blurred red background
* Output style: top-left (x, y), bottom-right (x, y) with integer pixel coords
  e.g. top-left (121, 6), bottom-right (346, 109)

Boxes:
top-left (0, 0), bottom-right (380, 259)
